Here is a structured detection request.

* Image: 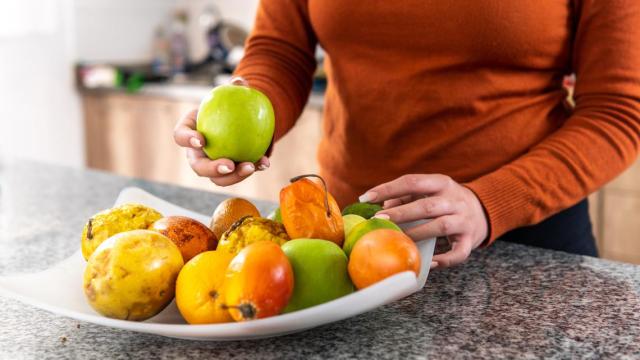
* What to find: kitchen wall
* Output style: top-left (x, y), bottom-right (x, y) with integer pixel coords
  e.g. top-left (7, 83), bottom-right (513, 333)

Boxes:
top-left (0, 0), bottom-right (83, 168)
top-left (0, 0), bottom-right (259, 168)
top-left (74, 0), bottom-right (177, 63)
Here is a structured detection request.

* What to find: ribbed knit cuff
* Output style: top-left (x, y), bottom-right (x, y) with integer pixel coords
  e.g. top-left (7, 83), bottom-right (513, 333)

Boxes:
top-left (464, 170), bottom-right (531, 245)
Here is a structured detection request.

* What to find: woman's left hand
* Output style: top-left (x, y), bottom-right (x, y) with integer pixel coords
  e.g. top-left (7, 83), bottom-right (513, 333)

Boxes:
top-left (359, 174), bottom-right (489, 269)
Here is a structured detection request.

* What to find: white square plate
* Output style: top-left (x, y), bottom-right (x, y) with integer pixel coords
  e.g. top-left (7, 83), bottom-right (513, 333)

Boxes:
top-left (0, 187), bottom-right (435, 341)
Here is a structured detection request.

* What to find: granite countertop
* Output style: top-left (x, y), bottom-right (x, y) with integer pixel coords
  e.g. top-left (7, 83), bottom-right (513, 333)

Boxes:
top-left (1, 161), bottom-right (640, 359)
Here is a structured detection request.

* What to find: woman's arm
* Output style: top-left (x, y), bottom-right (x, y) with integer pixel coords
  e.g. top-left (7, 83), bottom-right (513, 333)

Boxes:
top-left (365, 0), bottom-right (640, 268)
top-left (466, 0), bottom-right (640, 243)
top-left (234, 0), bottom-right (318, 142)
top-left (173, 0), bottom-right (317, 186)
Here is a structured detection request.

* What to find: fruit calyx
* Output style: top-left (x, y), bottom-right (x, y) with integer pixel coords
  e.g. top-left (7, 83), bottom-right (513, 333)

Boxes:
top-left (290, 174), bottom-right (331, 218)
top-left (223, 302), bottom-right (257, 320)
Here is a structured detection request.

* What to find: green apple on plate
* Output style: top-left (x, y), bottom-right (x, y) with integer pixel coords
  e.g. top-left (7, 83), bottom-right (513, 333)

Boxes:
top-left (267, 207), bottom-right (282, 223)
top-left (196, 78), bottom-right (275, 163)
top-left (342, 214), bottom-right (365, 238)
top-left (282, 239), bottom-right (354, 313)
top-left (343, 217), bottom-right (402, 256)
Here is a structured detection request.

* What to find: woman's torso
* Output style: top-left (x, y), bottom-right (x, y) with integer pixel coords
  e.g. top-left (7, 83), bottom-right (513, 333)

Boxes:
top-left (308, 0), bottom-right (575, 205)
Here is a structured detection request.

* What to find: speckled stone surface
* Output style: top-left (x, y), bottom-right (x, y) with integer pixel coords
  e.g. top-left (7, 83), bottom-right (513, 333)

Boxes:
top-left (1, 161), bottom-right (640, 359)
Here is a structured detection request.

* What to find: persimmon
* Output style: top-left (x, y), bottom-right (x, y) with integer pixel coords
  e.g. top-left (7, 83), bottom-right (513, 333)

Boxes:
top-left (280, 174), bottom-right (344, 246)
top-left (223, 241), bottom-right (294, 321)
top-left (348, 229), bottom-right (421, 289)
top-left (209, 198), bottom-right (261, 240)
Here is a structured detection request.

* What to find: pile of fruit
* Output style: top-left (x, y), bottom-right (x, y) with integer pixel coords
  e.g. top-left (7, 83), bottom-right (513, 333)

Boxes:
top-left (81, 174), bottom-right (421, 323)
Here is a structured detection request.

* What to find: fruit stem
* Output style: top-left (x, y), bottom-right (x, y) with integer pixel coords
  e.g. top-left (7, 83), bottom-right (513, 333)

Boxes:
top-left (221, 303), bottom-right (257, 320)
top-left (290, 174), bottom-right (331, 218)
top-left (229, 76), bottom-right (249, 87)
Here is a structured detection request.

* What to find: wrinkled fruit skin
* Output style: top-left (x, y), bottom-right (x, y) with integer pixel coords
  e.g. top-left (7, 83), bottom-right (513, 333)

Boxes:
top-left (341, 202), bottom-right (383, 219)
top-left (149, 216), bottom-right (217, 262)
top-left (282, 239), bottom-right (353, 313)
top-left (196, 84), bottom-right (275, 163)
top-left (224, 241), bottom-right (294, 321)
top-left (343, 218), bottom-right (402, 256)
top-left (348, 229), bottom-right (421, 290)
top-left (210, 198), bottom-right (261, 240)
top-left (83, 230), bottom-right (184, 321)
top-left (280, 178), bottom-right (344, 246)
top-left (81, 203), bottom-right (163, 260)
top-left (217, 216), bottom-right (289, 255)
top-left (176, 251), bottom-right (234, 324)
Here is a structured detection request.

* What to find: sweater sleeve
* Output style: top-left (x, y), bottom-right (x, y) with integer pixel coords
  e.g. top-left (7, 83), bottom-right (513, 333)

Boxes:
top-left (465, 0), bottom-right (640, 243)
top-left (234, 0), bottom-right (318, 143)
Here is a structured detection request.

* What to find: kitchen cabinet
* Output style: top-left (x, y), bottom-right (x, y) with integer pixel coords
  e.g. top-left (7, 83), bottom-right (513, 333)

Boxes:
top-left (594, 162), bottom-right (640, 264)
top-left (82, 90), bottom-right (322, 203)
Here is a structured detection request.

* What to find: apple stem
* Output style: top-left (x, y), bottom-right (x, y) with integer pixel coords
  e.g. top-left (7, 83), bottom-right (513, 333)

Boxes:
top-left (290, 174), bottom-right (331, 218)
top-left (229, 76), bottom-right (249, 87)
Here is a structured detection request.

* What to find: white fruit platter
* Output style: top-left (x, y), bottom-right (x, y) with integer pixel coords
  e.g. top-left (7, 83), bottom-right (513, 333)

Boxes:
top-left (0, 187), bottom-right (436, 341)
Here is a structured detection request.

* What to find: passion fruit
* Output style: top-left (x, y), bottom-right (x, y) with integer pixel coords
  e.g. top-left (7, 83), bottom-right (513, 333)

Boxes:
top-left (216, 216), bottom-right (289, 255)
top-left (83, 230), bottom-right (184, 321)
top-left (81, 203), bottom-right (163, 260)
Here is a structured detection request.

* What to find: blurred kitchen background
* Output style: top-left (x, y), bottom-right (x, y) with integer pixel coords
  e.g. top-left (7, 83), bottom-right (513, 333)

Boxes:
top-left (0, 0), bottom-right (639, 264)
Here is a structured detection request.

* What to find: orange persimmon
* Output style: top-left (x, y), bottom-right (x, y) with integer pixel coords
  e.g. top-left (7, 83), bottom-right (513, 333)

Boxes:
top-left (223, 241), bottom-right (294, 321)
top-left (280, 174), bottom-right (344, 246)
top-left (348, 229), bottom-right (421, 289)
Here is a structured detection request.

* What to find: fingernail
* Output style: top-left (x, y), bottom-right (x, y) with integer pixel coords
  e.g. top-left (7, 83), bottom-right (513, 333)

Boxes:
top-left (359, 192), bottom-right (377, 203)
top-left (373, 213), bottom-right (390, 220)
top-left (218, 165), bottom-right (232, 174)
top-left (257, 163), bottom-right (269, 171)
top-left (242, 163), bottom-right (255, 174)
top-left (430, 261), bottom-right (438, 269)
top-left (190, 137), bottom-right (202, 148)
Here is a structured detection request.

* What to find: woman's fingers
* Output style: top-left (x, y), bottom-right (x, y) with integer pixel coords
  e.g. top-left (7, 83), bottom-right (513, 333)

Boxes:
top-left (432, 238), bottom-right (473, 268)
top-left (376, 196), bottom-right (456, 223)
top-left (256, 156), bottom-right (270, 171)
top-left (403, 215), bottom-right (466, 241)
top-left (360, 174), bottom-right (453, 203)
top-left (187, 149), bottom-right (236, 177)
top-left (383, 195), bottom-right (414, 209)
top-left (174, 109), bottom-right (205, 149)
top-left (236, 162), bottom-right (256, 177)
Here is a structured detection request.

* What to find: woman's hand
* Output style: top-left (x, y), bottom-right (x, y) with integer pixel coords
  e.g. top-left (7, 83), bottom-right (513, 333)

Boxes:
top-left (360, 174), bottom-right (489, 269)
top-left (173, 109), bottom-right (270, 186)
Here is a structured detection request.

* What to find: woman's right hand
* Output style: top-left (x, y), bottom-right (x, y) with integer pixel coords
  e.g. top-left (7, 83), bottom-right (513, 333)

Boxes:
top-left (173, 109), bottom-right (270, 186)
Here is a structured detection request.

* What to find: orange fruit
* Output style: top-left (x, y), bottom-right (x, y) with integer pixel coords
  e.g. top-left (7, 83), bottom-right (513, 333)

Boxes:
top-left (210, 198), bottom-right (261, 240)
top-left (280, 175), bottom-right (344, 246)
top-left (149, 216), bottom-right (217, 262)
top-left (175, 251), bottom-right (234, 324)
top-left (224, 241), bottom-right (294, 321)
top-left (348, 229), bottom-right (421, 289)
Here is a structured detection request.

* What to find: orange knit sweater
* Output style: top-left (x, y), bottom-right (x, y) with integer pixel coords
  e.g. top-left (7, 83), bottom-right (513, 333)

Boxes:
top-left (235, 0), bottom-right (640, 242)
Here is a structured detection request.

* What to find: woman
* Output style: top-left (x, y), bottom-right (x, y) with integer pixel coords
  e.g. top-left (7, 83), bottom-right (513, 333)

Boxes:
top-left (174, 1), bottom-right (640, 268)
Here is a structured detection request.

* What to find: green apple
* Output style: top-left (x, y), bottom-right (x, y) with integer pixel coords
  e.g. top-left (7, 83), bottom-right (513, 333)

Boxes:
top-left (196, 82), bottom-right (275, 163)
top-left (343, 217), bottom-right (401, 256)
top-left (342, 214), bottom-right (365, 238)
top-left (267, 207), bottom-right (282, 223)
top-left (342, 202), bottom-right (383, 219)
top-left (282, 239), bottom-right (353, 312)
